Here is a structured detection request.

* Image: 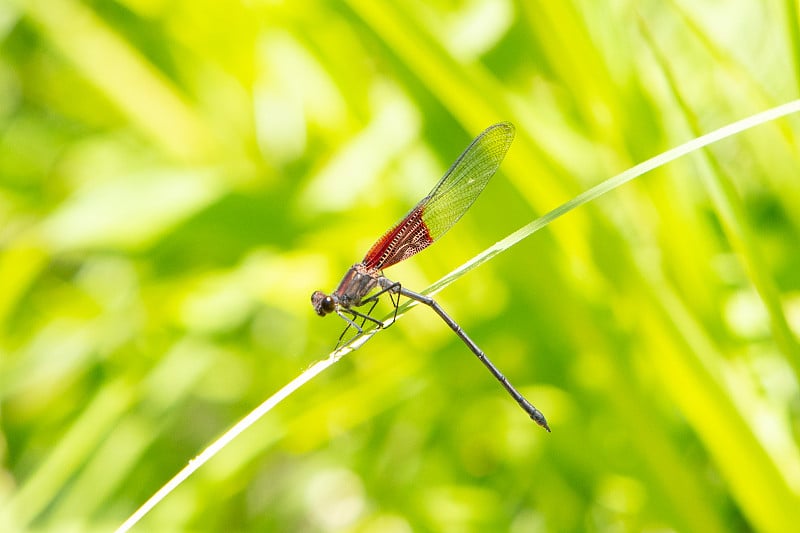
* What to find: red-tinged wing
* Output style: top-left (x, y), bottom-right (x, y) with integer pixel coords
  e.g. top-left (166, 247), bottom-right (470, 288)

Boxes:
top-left (362, 122), bottom-right (515, 271)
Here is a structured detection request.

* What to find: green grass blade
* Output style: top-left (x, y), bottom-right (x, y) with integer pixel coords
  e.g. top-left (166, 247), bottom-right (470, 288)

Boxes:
top-left (111, 99), bottom-right (800, 531)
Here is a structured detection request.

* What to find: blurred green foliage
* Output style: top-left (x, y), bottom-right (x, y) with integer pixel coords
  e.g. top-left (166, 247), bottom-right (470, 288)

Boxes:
top-left (1, 0), bottom-right (800, 531)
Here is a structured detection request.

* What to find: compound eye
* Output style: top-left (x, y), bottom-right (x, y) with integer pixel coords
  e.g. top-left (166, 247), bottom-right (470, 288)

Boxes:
top-left (321, 296), bottom-right (335, 314)
top-left (312, 291), bottom-right (337, 316)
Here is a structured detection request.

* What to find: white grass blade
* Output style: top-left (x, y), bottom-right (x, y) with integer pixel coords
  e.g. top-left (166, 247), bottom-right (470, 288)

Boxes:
top-left (116, 99), bottom-right (800, 532)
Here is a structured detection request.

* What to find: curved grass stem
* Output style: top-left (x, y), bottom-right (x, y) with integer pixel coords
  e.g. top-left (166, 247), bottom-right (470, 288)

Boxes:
top-left (115, 99), bottom-right (800, 533)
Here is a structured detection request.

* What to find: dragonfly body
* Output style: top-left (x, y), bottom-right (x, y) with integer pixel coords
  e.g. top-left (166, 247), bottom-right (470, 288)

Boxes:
top-left (311, 123), bottom-right (550, 431)
top-left (312, 263), bottom-right (386, 318)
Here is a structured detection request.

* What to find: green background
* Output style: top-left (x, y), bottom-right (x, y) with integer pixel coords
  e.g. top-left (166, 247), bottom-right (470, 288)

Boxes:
top-left (2, 0), bottom-right (800, 531)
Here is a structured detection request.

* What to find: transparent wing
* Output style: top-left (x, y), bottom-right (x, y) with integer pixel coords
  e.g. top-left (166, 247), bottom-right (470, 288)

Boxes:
top-left (421, 122), bottom-right (515, 239)
top-left (362, 122), bottom-right (515, 271)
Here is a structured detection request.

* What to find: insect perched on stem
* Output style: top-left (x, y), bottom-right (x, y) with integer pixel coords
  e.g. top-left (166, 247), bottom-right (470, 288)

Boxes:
top-left (311, 123), bottom-right (549, 431)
